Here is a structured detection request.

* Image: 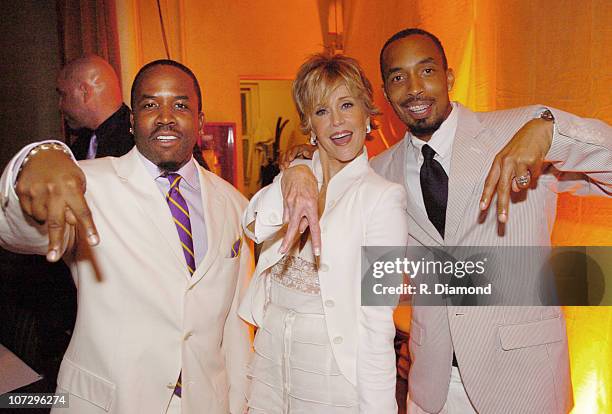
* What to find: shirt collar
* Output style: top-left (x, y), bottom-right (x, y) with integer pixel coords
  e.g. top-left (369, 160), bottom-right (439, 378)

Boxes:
top-left (137, 149), bottom-right (200, 191)
top-left (311, 148), bottom-right (369, 200)
top-left (311, 148), bottom-right (369, 182)
top-left (406, 101), bottom-right (458, 160)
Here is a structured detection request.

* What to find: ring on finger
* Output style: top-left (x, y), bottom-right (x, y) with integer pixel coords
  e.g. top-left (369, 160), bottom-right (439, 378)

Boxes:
top-left (515, 171), bottom-right (531, 187)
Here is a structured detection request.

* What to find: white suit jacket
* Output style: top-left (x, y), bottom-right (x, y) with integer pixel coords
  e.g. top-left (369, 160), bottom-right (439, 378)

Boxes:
top-left (238, 151), bottom-right (409, 413)
top-left (0, 147), bottom-right (253, 414)
top-left (370, 104), bottom-right (612, 414)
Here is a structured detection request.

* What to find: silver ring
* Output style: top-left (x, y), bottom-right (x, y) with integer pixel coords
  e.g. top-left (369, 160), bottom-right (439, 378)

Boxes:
top-left (515, 171), bottom-right (531, 187)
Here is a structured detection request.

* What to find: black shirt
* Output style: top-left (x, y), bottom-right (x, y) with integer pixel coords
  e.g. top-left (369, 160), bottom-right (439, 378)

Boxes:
top-left (70, 103), bottom-right (134, 160)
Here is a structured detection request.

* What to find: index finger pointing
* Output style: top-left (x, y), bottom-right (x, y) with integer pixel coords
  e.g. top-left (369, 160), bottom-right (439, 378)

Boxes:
top-left (305, 209), bottom-right (321, 256)
top-left (480, 158), bottom-right (501, 211)
top-left (45, 196), bottom-right (67, 262)
top-left (495, 161), bottom-right (515, 224)
top-left (65, 193), bottom-right (99, 245)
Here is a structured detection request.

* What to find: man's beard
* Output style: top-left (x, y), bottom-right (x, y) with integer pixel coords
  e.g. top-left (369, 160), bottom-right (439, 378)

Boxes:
top-left (158, 161), bottom-right (182, 172)
top-left (398, 96), bottom-right (447, 138)
top-left (408, 116), bottom-right (445, 138)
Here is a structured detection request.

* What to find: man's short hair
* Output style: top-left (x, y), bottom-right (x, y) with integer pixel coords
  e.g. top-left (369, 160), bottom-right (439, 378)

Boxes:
top-left (130, 59), bottom-right (202, 112)
top-left (379, 28), bottom-right (448, 81)
top-left (292, 53), bottom-right (379, 135)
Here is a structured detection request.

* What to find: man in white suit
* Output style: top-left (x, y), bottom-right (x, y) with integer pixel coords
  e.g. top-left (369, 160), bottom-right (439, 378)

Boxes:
top-left (280, 29), bottom-right (611, 414)
top-left (0, 60), bottom-right (252, 414)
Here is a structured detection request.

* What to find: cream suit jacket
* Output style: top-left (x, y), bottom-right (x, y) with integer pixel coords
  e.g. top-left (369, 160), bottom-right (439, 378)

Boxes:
top-left (238, 151), bottom-right (410, 413)
top-left (0, 147), bottom-right (253, 414)
top-left (370, 104), bottom-right (612, 414)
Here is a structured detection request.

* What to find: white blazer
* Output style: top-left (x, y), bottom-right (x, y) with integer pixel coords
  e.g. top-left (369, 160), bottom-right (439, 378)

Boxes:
top-left (0, 147), bottom-right (253, 414)
top-left (238, 150), bottom-right (409, 414)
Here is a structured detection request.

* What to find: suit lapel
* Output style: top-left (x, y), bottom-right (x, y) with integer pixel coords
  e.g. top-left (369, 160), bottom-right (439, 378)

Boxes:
top-left (318, 150), bottom-right (369, 227)
top-left (382, 140), bottom-right (407, 186)
top-left (445, 105), bottom-right (491, 243)
top-left (189, 169), bottom-right (226, 286)
top-left (115, 148), bottom-right (189, 279)
top-left (408, 204), bottom-right (443, 245)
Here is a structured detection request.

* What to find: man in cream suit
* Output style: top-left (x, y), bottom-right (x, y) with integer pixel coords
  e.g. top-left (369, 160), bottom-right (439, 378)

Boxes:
top-left (0, 60), bottom-right (251, 414)
top-left (373, 29), bottom-right (611, 414)
top-left (280, 29), bottom-right (611, 414)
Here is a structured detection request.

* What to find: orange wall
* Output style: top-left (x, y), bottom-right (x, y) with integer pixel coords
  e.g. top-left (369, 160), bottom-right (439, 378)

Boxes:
top-left (344, 0), bottom-right (612, 152)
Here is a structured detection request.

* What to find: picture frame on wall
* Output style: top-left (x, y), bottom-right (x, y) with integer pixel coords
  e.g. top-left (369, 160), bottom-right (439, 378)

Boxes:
top-left (198, 122), bottom-right (237, 186)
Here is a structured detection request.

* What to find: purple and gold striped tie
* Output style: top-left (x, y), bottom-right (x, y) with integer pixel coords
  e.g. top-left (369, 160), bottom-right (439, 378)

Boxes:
top-left (166, 173), bottom-right (196, 276)
top-left (165, 173), bottom-right (195, 397)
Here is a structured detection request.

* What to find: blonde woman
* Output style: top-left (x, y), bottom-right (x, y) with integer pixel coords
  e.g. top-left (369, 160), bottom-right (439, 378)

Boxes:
top-left (239, 54), bottom-right (409, 413)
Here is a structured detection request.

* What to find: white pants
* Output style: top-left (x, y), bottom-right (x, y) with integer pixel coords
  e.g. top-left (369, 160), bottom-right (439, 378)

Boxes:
top-left (165, 393), bottom-right (181, 414)
top-left (407, 367), bottom-right (477, 414)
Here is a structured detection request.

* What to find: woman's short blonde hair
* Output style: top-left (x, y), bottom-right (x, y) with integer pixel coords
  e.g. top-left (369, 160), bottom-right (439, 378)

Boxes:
top-left (292, 53), bottom-right (379, 134)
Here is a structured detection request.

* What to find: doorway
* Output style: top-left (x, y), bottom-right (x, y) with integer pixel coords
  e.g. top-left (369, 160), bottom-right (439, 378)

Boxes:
top-left (240, 79), bottom-right (307, 198)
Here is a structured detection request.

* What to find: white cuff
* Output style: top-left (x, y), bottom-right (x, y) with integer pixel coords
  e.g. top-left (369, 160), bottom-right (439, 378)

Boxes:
top-left (535, 106), bottom-right (559, 140)
top-left (2, 140), bottom-right (76, 209)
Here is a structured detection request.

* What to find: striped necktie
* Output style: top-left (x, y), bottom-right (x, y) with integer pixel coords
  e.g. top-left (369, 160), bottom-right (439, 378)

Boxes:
top-left (165, 173), bottom-right (195, 397)
top-left (165, 173), bottom-right (196, 276)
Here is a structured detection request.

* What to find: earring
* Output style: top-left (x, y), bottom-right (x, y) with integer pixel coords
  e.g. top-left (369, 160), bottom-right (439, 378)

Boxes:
top-left (129, 127), bottom-right (134, 134)
top-left (366, 124), bottom-right (371, 134)
top-left (310, 133), bottom-right (318, 146)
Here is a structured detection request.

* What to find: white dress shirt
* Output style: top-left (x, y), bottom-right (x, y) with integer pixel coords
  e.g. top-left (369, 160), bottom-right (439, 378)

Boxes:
top-left (139, 153), bottom-right (208, 265)
top-left (404, 102), bottom-right (458, 215)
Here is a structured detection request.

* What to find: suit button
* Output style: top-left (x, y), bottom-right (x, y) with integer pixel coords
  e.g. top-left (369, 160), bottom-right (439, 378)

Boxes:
top-left (333, 336), bottom-right (343, 344)
top-left (319, 263), bottom-right (329, 272)
top-left (167, 382), bottom-right (176, 389)
top-left (184, 332), bottom-right (193, 340)
top-left (324, 300), bottom-right (335, 308)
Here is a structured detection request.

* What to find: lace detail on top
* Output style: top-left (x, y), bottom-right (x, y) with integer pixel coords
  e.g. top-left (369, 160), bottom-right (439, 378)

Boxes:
top-left (268, 255), bottom-right (320, 295)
